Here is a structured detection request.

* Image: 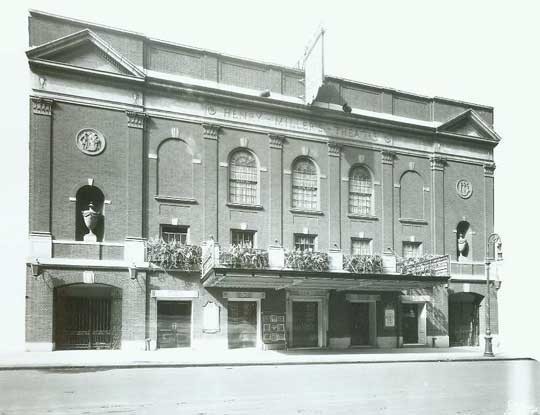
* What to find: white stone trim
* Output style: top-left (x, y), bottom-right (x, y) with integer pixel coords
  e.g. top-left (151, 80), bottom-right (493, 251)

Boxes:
top-left (151, 290), bottom-right (199, 299)
top-left (223, 291), bottom-right (266, 299)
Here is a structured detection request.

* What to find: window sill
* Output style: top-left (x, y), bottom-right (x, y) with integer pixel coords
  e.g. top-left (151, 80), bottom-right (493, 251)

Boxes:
top-left (399, 218), bottom-right (428, 225)
top-left (155, 195), bottom-right (198, 204)
top-left (290, 208), bottom-right (324, 216)
top-left (348, 214), bottom-right (378, 221)
top-left (226, 203), bottom-right (264, 210)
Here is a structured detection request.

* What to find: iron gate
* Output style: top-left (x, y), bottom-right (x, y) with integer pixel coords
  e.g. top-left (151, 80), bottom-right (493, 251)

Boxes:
top-left (56, 296), bottom-right (112, 350)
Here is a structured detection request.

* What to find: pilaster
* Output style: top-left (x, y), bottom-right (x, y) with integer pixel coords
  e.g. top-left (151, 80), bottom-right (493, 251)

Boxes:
top-left (430, 156), bottom-right (447, 255)
top-left (269, 134), bottom-right (285, 245)
top-left (484, 162), bottom-right (496, 250)
top-left (126, 112), bottom-right (146, 239)
top-left (328, 142), bottom-right (342, 249)
top-left (202, 124), bottom-right (221, 240)
top-left (29, 97), bottom-right (53, 237)
top-left (381, 150), bottom-right (395, 252)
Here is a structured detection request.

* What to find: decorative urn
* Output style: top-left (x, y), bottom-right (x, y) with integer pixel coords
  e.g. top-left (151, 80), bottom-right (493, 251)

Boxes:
top-left (457, 234), bottom-right (468, 260)
top-left (82, 203), bottom-right (101, 242)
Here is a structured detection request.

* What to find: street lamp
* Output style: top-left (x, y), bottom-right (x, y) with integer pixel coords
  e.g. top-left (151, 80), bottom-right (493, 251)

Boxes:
top-left (484, 233), bottom-right (501, 357)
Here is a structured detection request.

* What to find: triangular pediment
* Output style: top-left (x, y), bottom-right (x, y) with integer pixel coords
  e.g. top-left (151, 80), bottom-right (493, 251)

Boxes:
top-left (437, 109), bottom-right (501, 142)
top-left (26, 29), bottom-right (145, 79)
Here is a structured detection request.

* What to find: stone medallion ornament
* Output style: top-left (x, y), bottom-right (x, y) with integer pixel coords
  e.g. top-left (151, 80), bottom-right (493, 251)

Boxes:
top-left (76, 128), bottom-right (106, 155)
top-left (456, 179), bottom-right (473, 199)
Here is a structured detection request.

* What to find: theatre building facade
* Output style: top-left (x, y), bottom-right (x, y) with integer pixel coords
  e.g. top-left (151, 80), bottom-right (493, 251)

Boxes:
top-left (25, 11), bottom-right (503, 352)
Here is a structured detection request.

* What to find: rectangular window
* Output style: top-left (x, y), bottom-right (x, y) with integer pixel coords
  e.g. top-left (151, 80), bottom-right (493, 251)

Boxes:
top-left (351, 238), bottom-right (372, 256)
top-left (294, 234), bottom-right (316, 251)
top-left (160, 225), bottom-right (189, 244)
top-left (231, 229), bottom-right (255, 247)
top-left (402, 241), bottom-right (422, 258)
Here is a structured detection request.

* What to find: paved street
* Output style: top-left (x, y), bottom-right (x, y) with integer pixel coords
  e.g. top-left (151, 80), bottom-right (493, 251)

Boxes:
top-left (0, 360), bottom-right (538, 415)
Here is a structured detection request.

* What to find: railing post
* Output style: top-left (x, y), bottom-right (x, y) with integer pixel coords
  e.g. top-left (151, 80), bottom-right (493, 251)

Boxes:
top-left (268, 242), bottom-right (285, 268)
top-left (328, 246), bottom-right (343, 271)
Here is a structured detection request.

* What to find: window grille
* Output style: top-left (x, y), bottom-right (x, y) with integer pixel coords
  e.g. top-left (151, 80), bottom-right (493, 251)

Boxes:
top-left (351, 238), bottom-right (372, 256)
top-left (229, 150), bottom-right (258, 205)
top-left (292, 158), bottom-right (318, 210)
top-left (294, 234), bottom-right (316, 251)
top-left (160, 225), bottom-right (189, 244)
top-left (349, 166), bottom-right (372, 215)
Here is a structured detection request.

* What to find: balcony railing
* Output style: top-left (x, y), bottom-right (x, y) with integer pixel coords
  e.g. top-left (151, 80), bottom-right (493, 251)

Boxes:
top-left (398, 255), bottom-right (450, 277)
top-left (199, 239), bottom-right (450, 278)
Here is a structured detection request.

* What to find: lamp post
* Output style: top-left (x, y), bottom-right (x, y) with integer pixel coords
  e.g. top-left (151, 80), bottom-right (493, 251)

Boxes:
top-left (484, 233), bottom-right (501, 357)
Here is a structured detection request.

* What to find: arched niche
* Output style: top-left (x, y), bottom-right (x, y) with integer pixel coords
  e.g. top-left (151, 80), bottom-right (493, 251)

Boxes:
top-left (456, 221), bottom-right (472, 261)
top-left (75, 185), bottom-right (105, 242)
top-left (157, 139), bottom-right (194, 198)
top-left (400, 171), bottom-right (424, 219)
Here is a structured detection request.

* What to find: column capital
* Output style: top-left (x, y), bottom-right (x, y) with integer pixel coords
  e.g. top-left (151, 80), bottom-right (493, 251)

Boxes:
top-left (31, 97), bottom-right (53, 116)
top-left (484, 162), bottom-right (496, 177)
top-left (430, 155), bottom-right (447, 171)
top-left (202, 123), bottom-right (221, 140)
top-left (269, 134), bottom-right (285, 149)
top-left (381, 150), bottom-right (396, 165)
top-left (328, 141), bottom-right (342, 158)
top-left (126, 111), bottom-right (147, 129)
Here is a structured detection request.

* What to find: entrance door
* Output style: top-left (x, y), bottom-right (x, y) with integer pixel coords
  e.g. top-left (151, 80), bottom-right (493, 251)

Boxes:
top-left (157, 301), bottom-right (191, 348)
top-left (350, 302), bottom-right (370, 346)
top-left (56, 297), bottom-right (112, 350)
top-left (402, 304), bottom-right (418, 344)
top-left (228, 301), bottom-right (257, 349)
top-left (292, 301), bottom-right (319, 347)
top-left (449, 293), bottom-right (481, 346)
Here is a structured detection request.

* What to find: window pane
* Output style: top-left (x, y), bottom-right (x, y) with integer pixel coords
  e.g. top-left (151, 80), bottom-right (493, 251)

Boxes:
top-left (230, 151), bottom-right (258, 205)
top-left (349, 167), bottom-right (372, 215)
top-left (292, 159), bottom-right (318, 209)
top-left (231, 230), bottom-right (255, 247)
top-left (402, 242), bottom-right (422, 258)
top-left (351, 239), bottom-right (371, 256)
top-left (294, 234), bottom-right (316, 251)
top-left (161, 225), bottom-right (188, 244)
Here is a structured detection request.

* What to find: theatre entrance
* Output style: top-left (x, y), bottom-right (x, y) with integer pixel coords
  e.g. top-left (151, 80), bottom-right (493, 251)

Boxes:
top-left (449, 292), bottom-right (482, 346)
top-left (228, 301), bottom-right (258, 349)
top-left (54, 284), bottom-right (121, 350)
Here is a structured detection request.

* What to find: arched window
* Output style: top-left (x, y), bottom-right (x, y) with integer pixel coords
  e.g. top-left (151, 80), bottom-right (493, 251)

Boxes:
top-left (292, 158), bottom-right (318, 210)
top-left (349, 166), bottom-right (373, 215)
top-left (229, 150), bottom-right (258, 205)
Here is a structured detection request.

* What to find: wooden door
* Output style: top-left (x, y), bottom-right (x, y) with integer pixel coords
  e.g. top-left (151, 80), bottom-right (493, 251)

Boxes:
top-left (228, 301), bottom-right (257, 349)
top-left (292, 301), bottom-right (319, 347)
top-left (157, 301), bottom-right (192, 348)
top-left (350, 302), bottom-right (370, 346)
top-left (402, 303), bottom-right (418, 344)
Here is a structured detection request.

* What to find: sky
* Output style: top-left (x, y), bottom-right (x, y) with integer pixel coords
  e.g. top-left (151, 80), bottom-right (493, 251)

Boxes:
top-left (1, 0), bottom-right (539, 357)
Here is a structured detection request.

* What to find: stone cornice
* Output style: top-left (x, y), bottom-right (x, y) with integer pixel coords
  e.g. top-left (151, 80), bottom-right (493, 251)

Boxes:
top-left (269, 134), bottom-right (285, 149)
top-left (126, 111), bottom-right (146, 129)
top-left (484, 162), bottom-right (496, 177)
top-left (202, 123), bottom-right (221, 140)
top-left (31, 97), bottom-right (53, 116)
top-left (381, 150), bottom-right (396, 165)
top-left (328, 142), bottom-right (342, 157)
top-left (430, 155), bottom-right (447, 171)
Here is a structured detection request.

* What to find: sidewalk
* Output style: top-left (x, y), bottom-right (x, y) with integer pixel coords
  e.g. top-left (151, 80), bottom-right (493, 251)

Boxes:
top-left (0, 347), bottom-right (532, 370)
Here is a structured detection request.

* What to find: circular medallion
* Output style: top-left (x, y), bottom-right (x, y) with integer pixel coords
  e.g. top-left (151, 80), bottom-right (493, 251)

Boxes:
top-left (456, 179), bottom-right (473, 199)
top-left (76, 128), bottom-right (106, 156)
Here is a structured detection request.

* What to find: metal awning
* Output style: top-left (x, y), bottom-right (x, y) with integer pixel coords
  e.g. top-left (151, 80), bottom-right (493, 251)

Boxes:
top-left (202, 268), bottom-right (449, 291)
